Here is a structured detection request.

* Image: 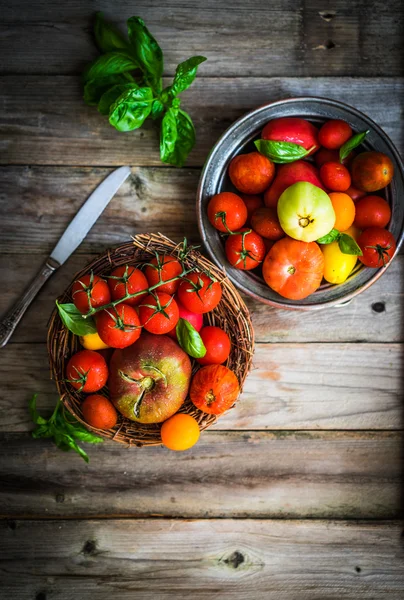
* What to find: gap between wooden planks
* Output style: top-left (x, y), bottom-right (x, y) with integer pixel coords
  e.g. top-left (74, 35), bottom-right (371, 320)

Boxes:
top-left (1, 519), bottom-right (403, 599)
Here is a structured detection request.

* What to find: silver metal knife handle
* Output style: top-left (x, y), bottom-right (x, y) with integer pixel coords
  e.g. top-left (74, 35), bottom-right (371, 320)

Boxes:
top-left (0, 257), bottom-right (59, 348)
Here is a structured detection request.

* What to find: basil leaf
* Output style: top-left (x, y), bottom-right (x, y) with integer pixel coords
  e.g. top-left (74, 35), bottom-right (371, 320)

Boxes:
top-left (29, 394), bottom-right (48, 425)
top-left (83, 52), bottom-right (138, 83)
top-left (57, 414), bottom-right (104, 444)
top-left (94, 12), bottom-right (130, 54)
top-left (109, 86), bottom-right (153, 131)
top-left (127, 17), bottom-right (163, 92)
top-left (165, 56), bottom-right (207, 98)
top-left (56, 301), bottom-right (97, 336)
top-left (176, 318), bottom-right (206, 358)
top-left (98, 83), bottom-right (138, 115)
top-left (160, 109), bottom-right (195, 167)
top-left (255, 139), bottom-right (311, 163)
top-left (317, 229), bottom-right (340, 244)
top-left (83, 74), bottom-right (130, 106)
top-left (338, 233), bottom-right (363, 256)
top-left (151, 99), bottom-right (164, 120)
top-left (339, 130), bottom-right (369, 162)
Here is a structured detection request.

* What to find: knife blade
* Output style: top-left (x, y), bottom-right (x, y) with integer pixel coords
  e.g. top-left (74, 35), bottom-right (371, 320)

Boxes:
top-left (0, 166), bottom-right (131, 348)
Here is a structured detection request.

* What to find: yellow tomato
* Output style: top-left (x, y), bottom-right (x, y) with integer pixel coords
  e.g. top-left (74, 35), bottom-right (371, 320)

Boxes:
top-left (161, 413), bottom-right (200, 451)
top-left (322, 241), bottom-right (357, 284)
top-left (80, 331), bottom-right (109, 350)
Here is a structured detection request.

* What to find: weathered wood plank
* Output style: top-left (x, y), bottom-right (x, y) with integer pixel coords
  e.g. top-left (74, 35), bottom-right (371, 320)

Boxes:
top-left (0, 431), bottom-right (401, 518)
top-left (1, 251), bottom-right (403, 344)
top-left (0, 343), bottom-right (401, 432)
top-left (1, 519), bottom-right (403, 599)
top-left (1, 77), bottom-right (403, 166)
top-left (1, 0), bottom-right (403, 77)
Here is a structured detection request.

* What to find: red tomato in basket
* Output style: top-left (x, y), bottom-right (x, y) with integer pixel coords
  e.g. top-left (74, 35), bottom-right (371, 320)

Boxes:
top-left (107, 265), bottom-right (148, 306)
top-left (66, 349), bottom-right (108, 393)
top-left (177, 273), bottom-right (222, 314)
top-left (72, 274), bottom-right (111, 314)
top-left (96, 303), bottom-right (141, 348)
top-left (139, 292), bottom-right (179, 334)
top-left (144, 255), bottom-right (183, 295)
top-left (196, 326), bottom-right (231, 366)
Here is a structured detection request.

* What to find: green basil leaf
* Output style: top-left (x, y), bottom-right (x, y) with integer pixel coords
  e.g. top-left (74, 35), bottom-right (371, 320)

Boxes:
top-left (109, 86), bottom-right (153, 131)
top-left (83, 52), bottom-right (138, 84)
top-left (127, 17), bottom-right (163, 92)
top-left (176, 318), bottom-right (206, 358)
top-left (31, 425), bottom-right (54, 439)
top-left (317, 229), bottom-right (341, 244)
top-left (151, 99), bottom-right (164, 120)
top-left (254, 139), bottom-right (311, 163)
top-left (98, 83), bottom-right (138, 115)
top-left (59, 414), bottom-right (103, 444)
top-left (160, 109), bottom-right (195, 167)
top-left (56, 301), bottom-right (97, 336)
top-left (83, 74), bottom-right (130, 106)
top-left (94, 12), bottom-right (130, 54)
top-left (338, 233), bottom-right (363, 256)
top-left (29, 393), bottom-right (48, 425)
top-left (339, 130), bottom-right (370, 162)
top-left (165, 55), bottom-right (207, 98)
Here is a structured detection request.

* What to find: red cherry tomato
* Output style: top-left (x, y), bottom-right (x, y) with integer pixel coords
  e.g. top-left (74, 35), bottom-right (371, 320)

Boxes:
top-left (139, 292), bottom-right (179, 334)
top-left (207, 192), bottom-right (247, 233)
top-left (107, 265), bottom-right (148, 306)
top-left (66, 349), bottom-right (108, 393)
top-left (190, 365), bottom-right (240, 415)
top-left (354, 196), bottom-right (391, 229)
top-left (144, 255), bottom-right (183, 295)
top-left (72, 273), bottom-right (111, 314)
top-left (167, 299), bottom-right (203, 339)
top-left (177, 273), bottom-right (222, 314)
top-left (96, 303), bottom-right (141, 348)
top-left (320, 161), bottom-right (351, 192)
top-left (318, 119), bottom-right (352, 149)
top-left (225, 228), bottom-right (266, 270)
top-left (314, 147), bottom-right (355, 168)
top-left (357, 227), bottom-right (396, 268)
top-left (196, 326), bottom-right (231, 366)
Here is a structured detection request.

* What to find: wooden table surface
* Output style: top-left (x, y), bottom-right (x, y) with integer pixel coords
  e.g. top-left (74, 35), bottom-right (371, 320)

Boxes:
top-left (1, 1), bottom-right (404, 598)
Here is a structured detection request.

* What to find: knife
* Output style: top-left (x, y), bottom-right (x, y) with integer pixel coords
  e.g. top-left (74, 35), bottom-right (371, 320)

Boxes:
top-left (0, 166), bottom-right (131, 348)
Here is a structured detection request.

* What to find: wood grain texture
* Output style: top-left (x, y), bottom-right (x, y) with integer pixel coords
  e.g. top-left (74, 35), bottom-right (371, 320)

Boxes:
top-left (0, 343), bottom-right (402, 432)
top-left (1, 0), bottom-right (403, 77)
top-left (1, 519), bottom-right (403, 599)
top-left (0, 431), bottom-right (402, 518)
top-left (1, 77), bottom-right (403, 166)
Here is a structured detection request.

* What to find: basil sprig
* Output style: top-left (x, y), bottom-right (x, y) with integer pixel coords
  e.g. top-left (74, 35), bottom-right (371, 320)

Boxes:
top-left (56, 301), bottom-right (97, 336)
top-left (254, 139), bottom-right (314, 163)
top-left (317, 230), bottom-right (363, 256)
top-left (176, 318), bottom-right (206, 358)
top-left (30, 395), bottom-right (103, 463)
top-left (83, 12), bottom-right (206, 167)
top-left (339, 130), bottom-right (369, 162)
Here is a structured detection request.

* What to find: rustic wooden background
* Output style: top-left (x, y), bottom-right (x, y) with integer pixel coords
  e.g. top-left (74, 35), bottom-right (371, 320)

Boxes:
top-left (1, 1), bottom-right (404, 598)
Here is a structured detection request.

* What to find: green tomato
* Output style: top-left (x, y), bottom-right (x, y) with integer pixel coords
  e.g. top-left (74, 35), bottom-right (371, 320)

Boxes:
top-left (322, 241), bottom-right (357, 284)
top-left (277, 182), bottom-right (336, 242)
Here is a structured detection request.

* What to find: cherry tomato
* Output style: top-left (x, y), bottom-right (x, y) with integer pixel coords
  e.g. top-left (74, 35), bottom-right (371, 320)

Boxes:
top-left (167, 299), bottom-right (203, 339)
top-left (207, 192), bottom-right (247, 233)
top-left (160, 413), bottom-right (200, 451)
top-left (107, 265), bottom-right (148, 306)
top-left (177, 272), bottom-right (222, 314)
top-left (196, 326), bottom-right (231, 366)
top-left (144, 255), bottom-right (183, 295)
top-left (225, 228), bottom-right (266, 270)
top-left (66, 349), bottom-right (108, 393)
top-left (328, 192), bottom-right (356, 231)
top-left (357, 227), bottom-right (396, 268)
top-left (318, 119), bottom-right (352, 149)
top-left (139, 292), bottom-right (179, 334)
top-left (229, 152), bottom-right (275, 194)
top-left (240, 194), bottom-right (263, 224)
top-left (190, 365), bottom-right (240, 415)
top-left (72, 273), bottom-right (111, 314)
top-left (96, 303), bottom-right (141, 348)
top-left (320, 162), bottom-right (351, 192)
top-left (354, 196), bottom-right (391, 229)
top-left (82, 394), bottom-right (118, 429)
top-left (262, 237), bottom-right (324, 300)
top-left (345, 185), bottom-right (366, 202)
top-left (251, 206), bottom-right (284, 241)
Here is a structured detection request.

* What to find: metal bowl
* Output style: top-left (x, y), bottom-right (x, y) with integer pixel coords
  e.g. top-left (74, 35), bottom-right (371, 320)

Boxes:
top-left (197, 97), bottom-right (404, 310)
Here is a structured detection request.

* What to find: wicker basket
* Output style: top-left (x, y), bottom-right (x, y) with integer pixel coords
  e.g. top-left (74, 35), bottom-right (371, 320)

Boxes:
top-left (47, 233), bottom-right (254, 447)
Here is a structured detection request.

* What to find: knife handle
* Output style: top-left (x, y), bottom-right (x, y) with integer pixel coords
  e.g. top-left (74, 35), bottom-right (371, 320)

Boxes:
top-left (0, 257), bottom-right (59, 348)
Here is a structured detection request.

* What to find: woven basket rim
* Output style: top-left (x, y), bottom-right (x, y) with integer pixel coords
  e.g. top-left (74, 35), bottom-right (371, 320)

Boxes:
top-left (47, 232), bottom-right (254, 447)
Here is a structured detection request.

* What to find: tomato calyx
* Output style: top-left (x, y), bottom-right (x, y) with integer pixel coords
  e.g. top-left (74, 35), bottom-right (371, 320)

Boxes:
top-left (66, 366), bottom-right (90, 393)
top-left (214, 211), bottom-right (234, 234)
top-left (72, 270), bottom-right (98, 310)
top-left (231, 229), bottom-right (261, 269)
top-left (105, 264), bottom-right (134, 296)
top-left (365, 243), bottom-right (392, 267)
top-left (206, 389), bottom-right (216, 405)
top-left (298, 215), bottom-right (314, 228)
top-left (140, 293), bottom-right (175, 323)
top-left (104, 306), bottom-right (141, 332)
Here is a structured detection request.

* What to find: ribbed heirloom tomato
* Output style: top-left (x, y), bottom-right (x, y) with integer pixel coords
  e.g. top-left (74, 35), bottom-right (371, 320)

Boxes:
top-left (139, 292), bottom-right (179, 334)
top-left (96, 303), bottom-right (141, 348)
top-left (207, 192), bottom-right (247, 233)
top-left (72, 273), bottom-right (111, 314)
top-left (107, 265), bottom-right (148, 306)
top-left (225, 228), bottom-right (266, 270)
top-left (66, 349), bottom-right (108, 393)
top-left (144, 255), bottom-right (183, 295)
top-left (262, 237), bottom-right (324, 300)
top-left (190, 365), bottom-right (240, 415)
top-left (177, 272), bottom-right (222, 314)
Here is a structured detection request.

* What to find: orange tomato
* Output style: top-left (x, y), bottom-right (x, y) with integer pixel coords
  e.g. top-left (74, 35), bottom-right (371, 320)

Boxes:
top-left (328, 192), bottom-right (356, 231)
top-left (190, 365), bottom-right (240, 415)
top-left (160, 413), bottom-right (200, 451)
top-left (82, 394), bottom-right (118, 429)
